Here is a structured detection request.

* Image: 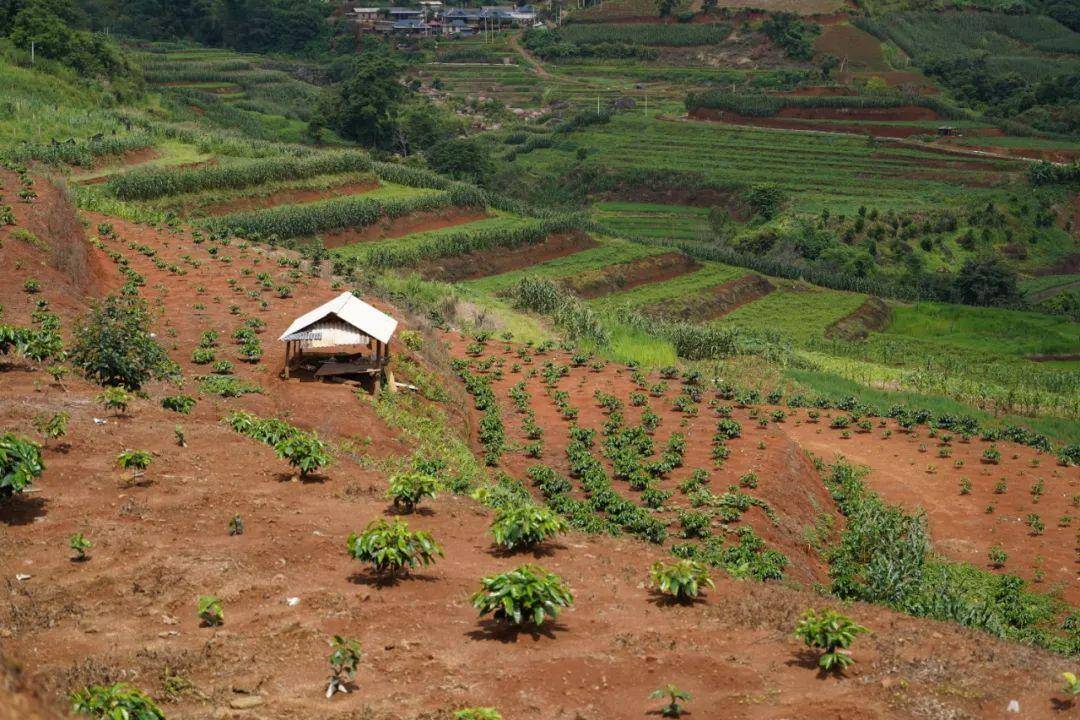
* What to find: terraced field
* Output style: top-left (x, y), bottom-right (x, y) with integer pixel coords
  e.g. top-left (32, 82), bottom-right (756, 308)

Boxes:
top-left (509, 111), bottom-right (1022, 213)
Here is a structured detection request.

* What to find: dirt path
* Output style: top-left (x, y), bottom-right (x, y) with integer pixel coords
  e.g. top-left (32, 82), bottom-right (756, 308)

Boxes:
top-left (508, 33), bottom-right (550, 78)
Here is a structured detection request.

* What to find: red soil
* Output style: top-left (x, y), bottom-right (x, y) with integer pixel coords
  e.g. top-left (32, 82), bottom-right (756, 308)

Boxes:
top-left (197, 181), bottom-right (381, 217)
top-left (813, 24), bottom-right (887, 71)
top-left (321, 207), bottom-right (489, 248)
top-left (566, 252), bottom-right (700, 299)
top-left (419, 231), bottom-right (597, 282)
top-left (1, 173), bottom-right (1078, 719)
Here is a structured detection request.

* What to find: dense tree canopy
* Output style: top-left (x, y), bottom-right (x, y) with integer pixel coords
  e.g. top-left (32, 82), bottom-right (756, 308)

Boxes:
top-left (318, 50), bottom-right (408, 149)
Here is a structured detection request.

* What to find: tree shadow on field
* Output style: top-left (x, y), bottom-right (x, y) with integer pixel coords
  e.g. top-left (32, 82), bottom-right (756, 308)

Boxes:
top-left (0, 495), bottom-right (47, 526)
top-left (466, 618), bottom-right (567, 643)
top-left (645, 588), bottom-right (707, 609)
top-left (485, 541), bottom-right (564, 560)
top-left (347, 570), bottom-right (440, 589)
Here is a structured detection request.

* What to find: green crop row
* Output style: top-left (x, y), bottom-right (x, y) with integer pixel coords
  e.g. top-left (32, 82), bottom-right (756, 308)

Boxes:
top-left (202, 189), bottom-right (458, 239)
top-left (107, 150), bottom-right (373, 200)
top-left (684, 90), bottom-right (967, 119)
top-left (561, 22), bottom-right (731, 46)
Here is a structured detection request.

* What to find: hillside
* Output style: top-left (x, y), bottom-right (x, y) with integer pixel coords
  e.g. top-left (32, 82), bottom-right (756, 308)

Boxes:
top-left (0, 2), bottom-right (1079, 719)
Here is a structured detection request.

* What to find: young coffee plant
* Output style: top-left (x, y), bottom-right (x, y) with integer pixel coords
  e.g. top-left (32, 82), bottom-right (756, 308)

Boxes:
top-left (793, 608), bottom-right (868, 672)
top-left (650, 684), bottom-right (691, 718)
top-left (274, 432), bottom-right (331, 478)
top-left (489, 503), bottom-right (568, 551)
top-left (197, 594), bottom-right (224, 626)
top-left (650, 559), bottom-right (715, 602)
top-left (470, 564), bottom-right (572, 627)
top-left (69, 532), bottom-right (92, 561)
top-left (116, 449), bottom-right (152, 479)
top-left (161, 394), bottom-right (196, 414)
top-left (228, 514), bottom-right (244, 536)
top-left (454, 708), bottom-right (502, 720)
top-left (386, 471), bottom-right (438, 513)
top-left (346, 518), bottom-right (443, 578)
top-left (70, 682), bottom-right (165, 720)
top-left (97, 387), bottom-right (131, 416)
top-left (1, 431), bottom-right (46, 498)
top-left (326, 635), bottom-right (362, 698)
top-left (33, 411), bottom-right (68, 444)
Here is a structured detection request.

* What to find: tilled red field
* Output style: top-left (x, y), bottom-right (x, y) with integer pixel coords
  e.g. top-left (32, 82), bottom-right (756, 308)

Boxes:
top-left (0, 173), bottom-right (1078, 719)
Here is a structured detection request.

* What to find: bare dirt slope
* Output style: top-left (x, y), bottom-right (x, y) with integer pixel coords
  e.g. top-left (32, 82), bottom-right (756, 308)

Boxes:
top-left (0, 173), bottom-right (1077, 720)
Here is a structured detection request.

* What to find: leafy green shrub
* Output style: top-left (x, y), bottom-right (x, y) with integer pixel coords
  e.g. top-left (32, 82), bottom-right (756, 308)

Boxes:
top-left (71, 294), bottom-right (176, 390)
top-left (0, 433), bottom-right (44, 501)
top-left (490, 504), bottom-right (568, 551)
top-left (471, 564), bottom-right (573, 627)
top-left (346, 518), bottom-right (443, 577)
top-left (198, 374), bottom-right (261, 397)
top-left (162, 394), bottom-right (196, 414)
top-left (650, 559), bottom-right (714, 601)
top-left (793, 608), bottom-right (868, 671)
top-left (33, 411), bottom-right (68, 443)
top-left (197, 594), bottom-right (224, 626)
top-left (274, 432), bottom-right (331, 477)
top-left (191, 347), bottom-right (215, 364)
top-left (387, 471), bottom-right (438, 512)
top-left (71, 683), bottom-right (165, 720)
top-left (982, 445), bottom-right (1002, 464)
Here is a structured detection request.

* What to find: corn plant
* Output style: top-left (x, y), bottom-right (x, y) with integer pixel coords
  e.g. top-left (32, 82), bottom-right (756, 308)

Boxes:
top-left (69, 532), bottom-right (92, 561)
top-left (386, 471), bottom-right (438, 513)
top-left (326, 635), bottom-right (362, 698)
top-left (470, 564), bottom-right (572, 627)
top-left (197, 595), bottom-right (224, 626)
top-left (490, 504), bottom-right (568, 551)
top-left (793, 609), bottom-right (868, 671)
top-left (71, 683), bottom-right (165, 720)
top-left (650, 559), bottom-right (714, 601)
top-left (116, 449), bottom-right (152, 479)
top-left (650, 684), bottom-right (691, 718)
top-left (346, 519), bottom-right (443, 578)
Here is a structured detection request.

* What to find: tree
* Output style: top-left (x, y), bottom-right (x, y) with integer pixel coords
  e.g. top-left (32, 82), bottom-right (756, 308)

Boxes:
top-left (954, 256), bottom-right (1020, 307)
top-left (319, 50), bottom-right (407, 149)
top-left (71, 294), bottom-right (176, 390)
top-left (656, 0), bottom-right (678, 17)
top-left (426, 137), bottom-right (494, 184)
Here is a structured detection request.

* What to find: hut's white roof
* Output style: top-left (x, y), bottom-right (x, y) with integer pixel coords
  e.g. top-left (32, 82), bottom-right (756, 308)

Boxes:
top-left (279, 292), bottom-right (398, 345)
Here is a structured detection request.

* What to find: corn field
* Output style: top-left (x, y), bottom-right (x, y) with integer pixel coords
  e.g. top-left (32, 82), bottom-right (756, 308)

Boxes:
top-left (561, 23), bottom-right (732, 47)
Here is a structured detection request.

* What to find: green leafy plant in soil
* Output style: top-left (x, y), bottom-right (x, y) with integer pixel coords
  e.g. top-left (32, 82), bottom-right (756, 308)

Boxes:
top-left (386, 471), bottom-right (438, 512)
top-left (793, 608), bottom-right (869, 671)
top-left (471, 564), bottom-right (573, 627)
top-left (650, 559), bottom-right (715, 602)
top-left (71, 683), bottom-right (165, 720)
top-left (346, 518), bottom-right (443, 578)
top-left (326, 635), bottom-right (362, 698)
top-left (489, 504), bottom-right (568, 551)
top-left (0, 433), bottom-right (43, 500)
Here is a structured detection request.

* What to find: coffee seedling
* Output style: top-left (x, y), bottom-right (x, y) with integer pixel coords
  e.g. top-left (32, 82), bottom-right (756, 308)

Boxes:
top-left (228, 514), bottom-right (244, 536)
top-left (386, 471), bottom-right (438, 513)
top-left (988, 544), bottom-right (1008, 568)
top-left (116, 449), bottom-right (152, 480)
top-left (347, 519), bottom-right (443, 578)
top-left (197, 595), bottom-right (224, 626)
top-left (325, 635), bottom-right (362, 698)
top-left (650, 684), bottom-right (691, 718)
top-left (454, 709), bottom-right (502, 720)
top-left (69, 532), bottom-right (91, 561)
top-left (650, 559), bottom-right (714, 602)
top-left (71, 683), bottom-right (165, 720)
top-left (471, 564), bottom-right (572, 627)
top-left (97, 387), bottom-right (131, 416)
top-left (793, 608), bottom-right (868, 671)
